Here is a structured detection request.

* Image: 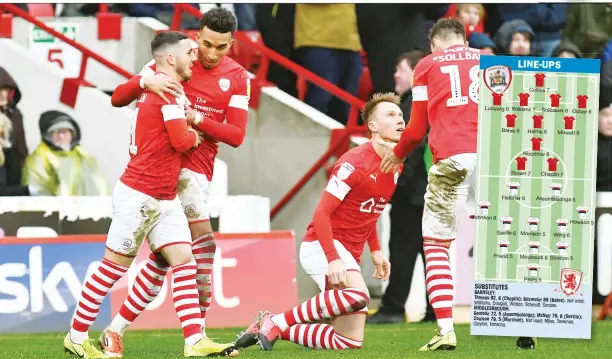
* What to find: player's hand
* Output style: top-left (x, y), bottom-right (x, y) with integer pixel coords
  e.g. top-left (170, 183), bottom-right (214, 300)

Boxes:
top-left (185, 106), bottom-right (201, 126)
top-left (143, 73), bottom-right (184, 104)
top-left (327, 259), bottom-right (348, 289)
top-left (377, 139), bottom-right (403, 174)
top-left (187, 126), bottom-right (203, 148)
top-left (371, 250), bottom-right (390, 281)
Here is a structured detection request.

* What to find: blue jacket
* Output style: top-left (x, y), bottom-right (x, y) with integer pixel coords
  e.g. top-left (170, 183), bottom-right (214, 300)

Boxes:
top-left (602, 39), bottom-right (612, 65)
top-left (496, 4), bottom-right (569, 41)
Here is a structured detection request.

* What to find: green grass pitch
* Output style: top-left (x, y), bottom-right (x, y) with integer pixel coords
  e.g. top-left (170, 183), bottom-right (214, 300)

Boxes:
top-left (1, 321), bottom-right (611, 359)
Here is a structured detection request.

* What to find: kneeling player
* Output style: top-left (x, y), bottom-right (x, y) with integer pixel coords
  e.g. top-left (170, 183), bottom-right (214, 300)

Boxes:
top-left (234, 93), bottom-right (405, 351)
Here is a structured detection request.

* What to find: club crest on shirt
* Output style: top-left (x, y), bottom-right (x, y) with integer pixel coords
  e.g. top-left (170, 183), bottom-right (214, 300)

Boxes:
top-left (483, 65), bottom-right (512, 94)
top-left (219, 78), bottom-right (230, 92)
top-left (337, 162), bottom-right (355, 180)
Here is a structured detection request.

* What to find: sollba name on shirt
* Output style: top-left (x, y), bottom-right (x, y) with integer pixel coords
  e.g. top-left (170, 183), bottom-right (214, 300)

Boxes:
top-left (432, 51), bottom-right (480, 63)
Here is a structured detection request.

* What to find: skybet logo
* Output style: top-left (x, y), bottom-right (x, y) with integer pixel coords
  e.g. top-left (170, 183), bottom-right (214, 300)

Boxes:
top-left (0, 246), bottom-right (100, 314)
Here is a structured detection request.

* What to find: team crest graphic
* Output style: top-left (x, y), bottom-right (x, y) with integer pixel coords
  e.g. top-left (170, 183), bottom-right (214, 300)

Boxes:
top-left (556, 242), bottom-right (569, 255)
top-left (556, 218), bottom-right (569, 232)
top-left (501, 216), bottom-right (513, 230)
top-left (527, 264), bottom-right (540, 277)
top-left (498, 239), bottom-right (510, 254)
top-left (219, 78), bottom-right (230, 92)
top-left (478, 201), bottom-right (491, 215)
top-left (577, 206), bottom-right (588, 219)
top-left (507, 182), bottom-right (520, 195)
top-left (528, 217), bottom-right (540, 231)
top-left (559, 268), bottom-right (583, 296)
top-left (551, 183), bottom-right (562, 197)
top-left (528, 241), bottom-right (540, 254)
top-left (184, 204), bottom-right (197, 218)
top-left (121, 238), bottom-right (133, 250)
top-left (484, 65), bottom-right (513, 94)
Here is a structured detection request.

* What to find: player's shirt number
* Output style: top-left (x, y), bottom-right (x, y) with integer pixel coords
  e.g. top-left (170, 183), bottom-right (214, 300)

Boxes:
top-left (440, 64), bottom-right (480, 107)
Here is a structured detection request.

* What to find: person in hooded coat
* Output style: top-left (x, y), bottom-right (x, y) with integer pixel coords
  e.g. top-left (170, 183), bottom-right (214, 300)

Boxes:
top-left (22, 110), bottom-right (109, 196)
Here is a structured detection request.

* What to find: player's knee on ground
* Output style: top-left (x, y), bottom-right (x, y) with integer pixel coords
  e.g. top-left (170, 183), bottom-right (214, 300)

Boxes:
top-left (343, 287), bottom-right (369, 312)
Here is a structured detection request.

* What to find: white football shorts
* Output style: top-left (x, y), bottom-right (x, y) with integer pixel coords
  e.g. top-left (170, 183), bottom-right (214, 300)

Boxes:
top-left (423, 152), bottom-right (477, 240)
top-left (177, 168), bottom-right (211, 224)
top-left (300, 239), bottom-right (369, 314)
top-left (106, 181), bottom-right (192, 257)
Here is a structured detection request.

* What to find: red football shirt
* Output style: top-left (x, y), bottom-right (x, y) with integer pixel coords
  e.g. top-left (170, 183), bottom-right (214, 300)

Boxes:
top-left (518, 93), bottom-right (530, 106)
top-left (550, 94), bottom-right (562, 107)
top-left (505, 114), bottom-right (517, 128)
top-left (492, 93), bottom-right (503, 106)
top-left (547, 157), bottom-right (559, 172)
top-left (532, 115), bottom-right (544, 128)
top-left (577, 95), bottom-right (588, 109)
top-left (142, 57), bottom-right (250, 181)
top-left (303, 142), bottom-right (401, 262)
top-left (516, 156), bottom-right (528, 171)
top-left (534, 73), bottom-right (546, 87)
top-left (405, 45), bottom-right (480, 162)
top-left (120, 92), bottom-right (195, 199)
top-left (531, 137), bottom-right (543, 151)
top-left (563, 116), bottom-right (576, 129)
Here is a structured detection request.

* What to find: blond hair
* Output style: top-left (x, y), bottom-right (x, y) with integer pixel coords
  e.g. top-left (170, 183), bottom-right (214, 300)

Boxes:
top-left (362, 92), bottom-right (401, 125)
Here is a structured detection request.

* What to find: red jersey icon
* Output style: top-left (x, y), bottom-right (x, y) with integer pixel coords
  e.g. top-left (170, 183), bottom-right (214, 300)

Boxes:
top-left (577, 95), bottom-right (588, 109)
top-left (518, 93), bottom-right (530, 106)
top-left (547, 157), bottom-right (560, 172)
top-left (516, 156), bottom-right (528, 171)
top-left (563, 116), bottom-right (576, 130)
top-left (531, 137), bottom-right (543, 151)
top-left (550, 94), bottom-right (562, 107)
top-left (505, 114), bottom-right (517, 128)
top-left (492, 93), bottom-right (503, 106)
top-left (534, 73), bottom-right (546, 87)
top-left (532, 115), bottom-right (544, 128)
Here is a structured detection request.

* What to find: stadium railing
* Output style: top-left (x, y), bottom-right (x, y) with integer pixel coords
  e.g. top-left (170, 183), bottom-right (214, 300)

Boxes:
top-left (168, 4), bottom-right (368, 220)
top-left (0, 4), bottom-right (132, 88)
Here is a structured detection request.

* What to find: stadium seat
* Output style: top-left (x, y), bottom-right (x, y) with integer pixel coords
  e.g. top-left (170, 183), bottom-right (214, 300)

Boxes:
top-left (27, 4), bottom-right (53, 17)
top-left (231, 31), bottom-right (262, 73)
top-left (357, 65), bottom-right (373, 102)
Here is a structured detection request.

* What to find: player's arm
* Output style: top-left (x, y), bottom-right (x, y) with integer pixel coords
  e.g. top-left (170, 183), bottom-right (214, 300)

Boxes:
top-left (367, 221), bottom-right (381, 253)
top-left (191, 71), bottom-right (250, 148)
top-left (162, 99), bottom-right (198, 152)
top-left (313, 162), bottom-right (362, 262)
top-left (111, 61), bottom-right (183, 107)
top-left (393, 60), bottom-right (430, 159)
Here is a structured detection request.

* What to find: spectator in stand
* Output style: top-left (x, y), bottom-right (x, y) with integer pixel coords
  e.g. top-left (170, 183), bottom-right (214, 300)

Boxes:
top-left (601, 39), bottom-right (612, 66)
top-left (0, 66), bottom-right (27, 167)
top-left (496, 4), bottom-right (568, 57)
top-left (0, 112), bottom-right (29, 196)
top-left (22, 110), bottom-right (109, 196)
top-left (453, 4), bottom-right (485, 39)
top-left (368, 50), bottom-right (435, 325)
top-left (234, 3), bottom-right (256, 30)
top-left (493, 19), bottom-right (534, 56)
top-left (551, 42), bottom-right (583, 59)
top-left (468, 32), bottom-right (496, 54)
top-left (356, 4), bottom-right (443, 95)
top-left (563, 3), bottom-right (612, 59)
top-left (256, 3), bottom-right (298, 97)
top-left (294, 4), bottom-right (362, 124)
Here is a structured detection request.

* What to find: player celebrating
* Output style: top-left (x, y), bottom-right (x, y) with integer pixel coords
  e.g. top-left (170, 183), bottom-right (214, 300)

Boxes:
top-left (379, 18), bottom-right (537, 351)
top-left (63, 31), bottom-right (214, 358)
top-left (234, 93), bottom-right (404, 351)
top-left (101, 8), bottom-right (248, 357)
top-left (378, 18), bottom-right (479, 351)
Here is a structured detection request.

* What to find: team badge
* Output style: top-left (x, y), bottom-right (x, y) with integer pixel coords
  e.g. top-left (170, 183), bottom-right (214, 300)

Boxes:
top-left (484, 65), bottom-right (512, 94)
top-left (121, 238), bottom-right (133, 250)
top-left (219, 78), bottom-right (230, 92)
top-left (184, 204), bottom-right (197, 218)
top-left (559, 268), bottom-right (583, 296)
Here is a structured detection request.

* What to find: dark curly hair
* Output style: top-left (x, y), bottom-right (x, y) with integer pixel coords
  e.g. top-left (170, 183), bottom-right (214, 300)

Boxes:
top-left (200, 7), bottom-right (237, 35)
